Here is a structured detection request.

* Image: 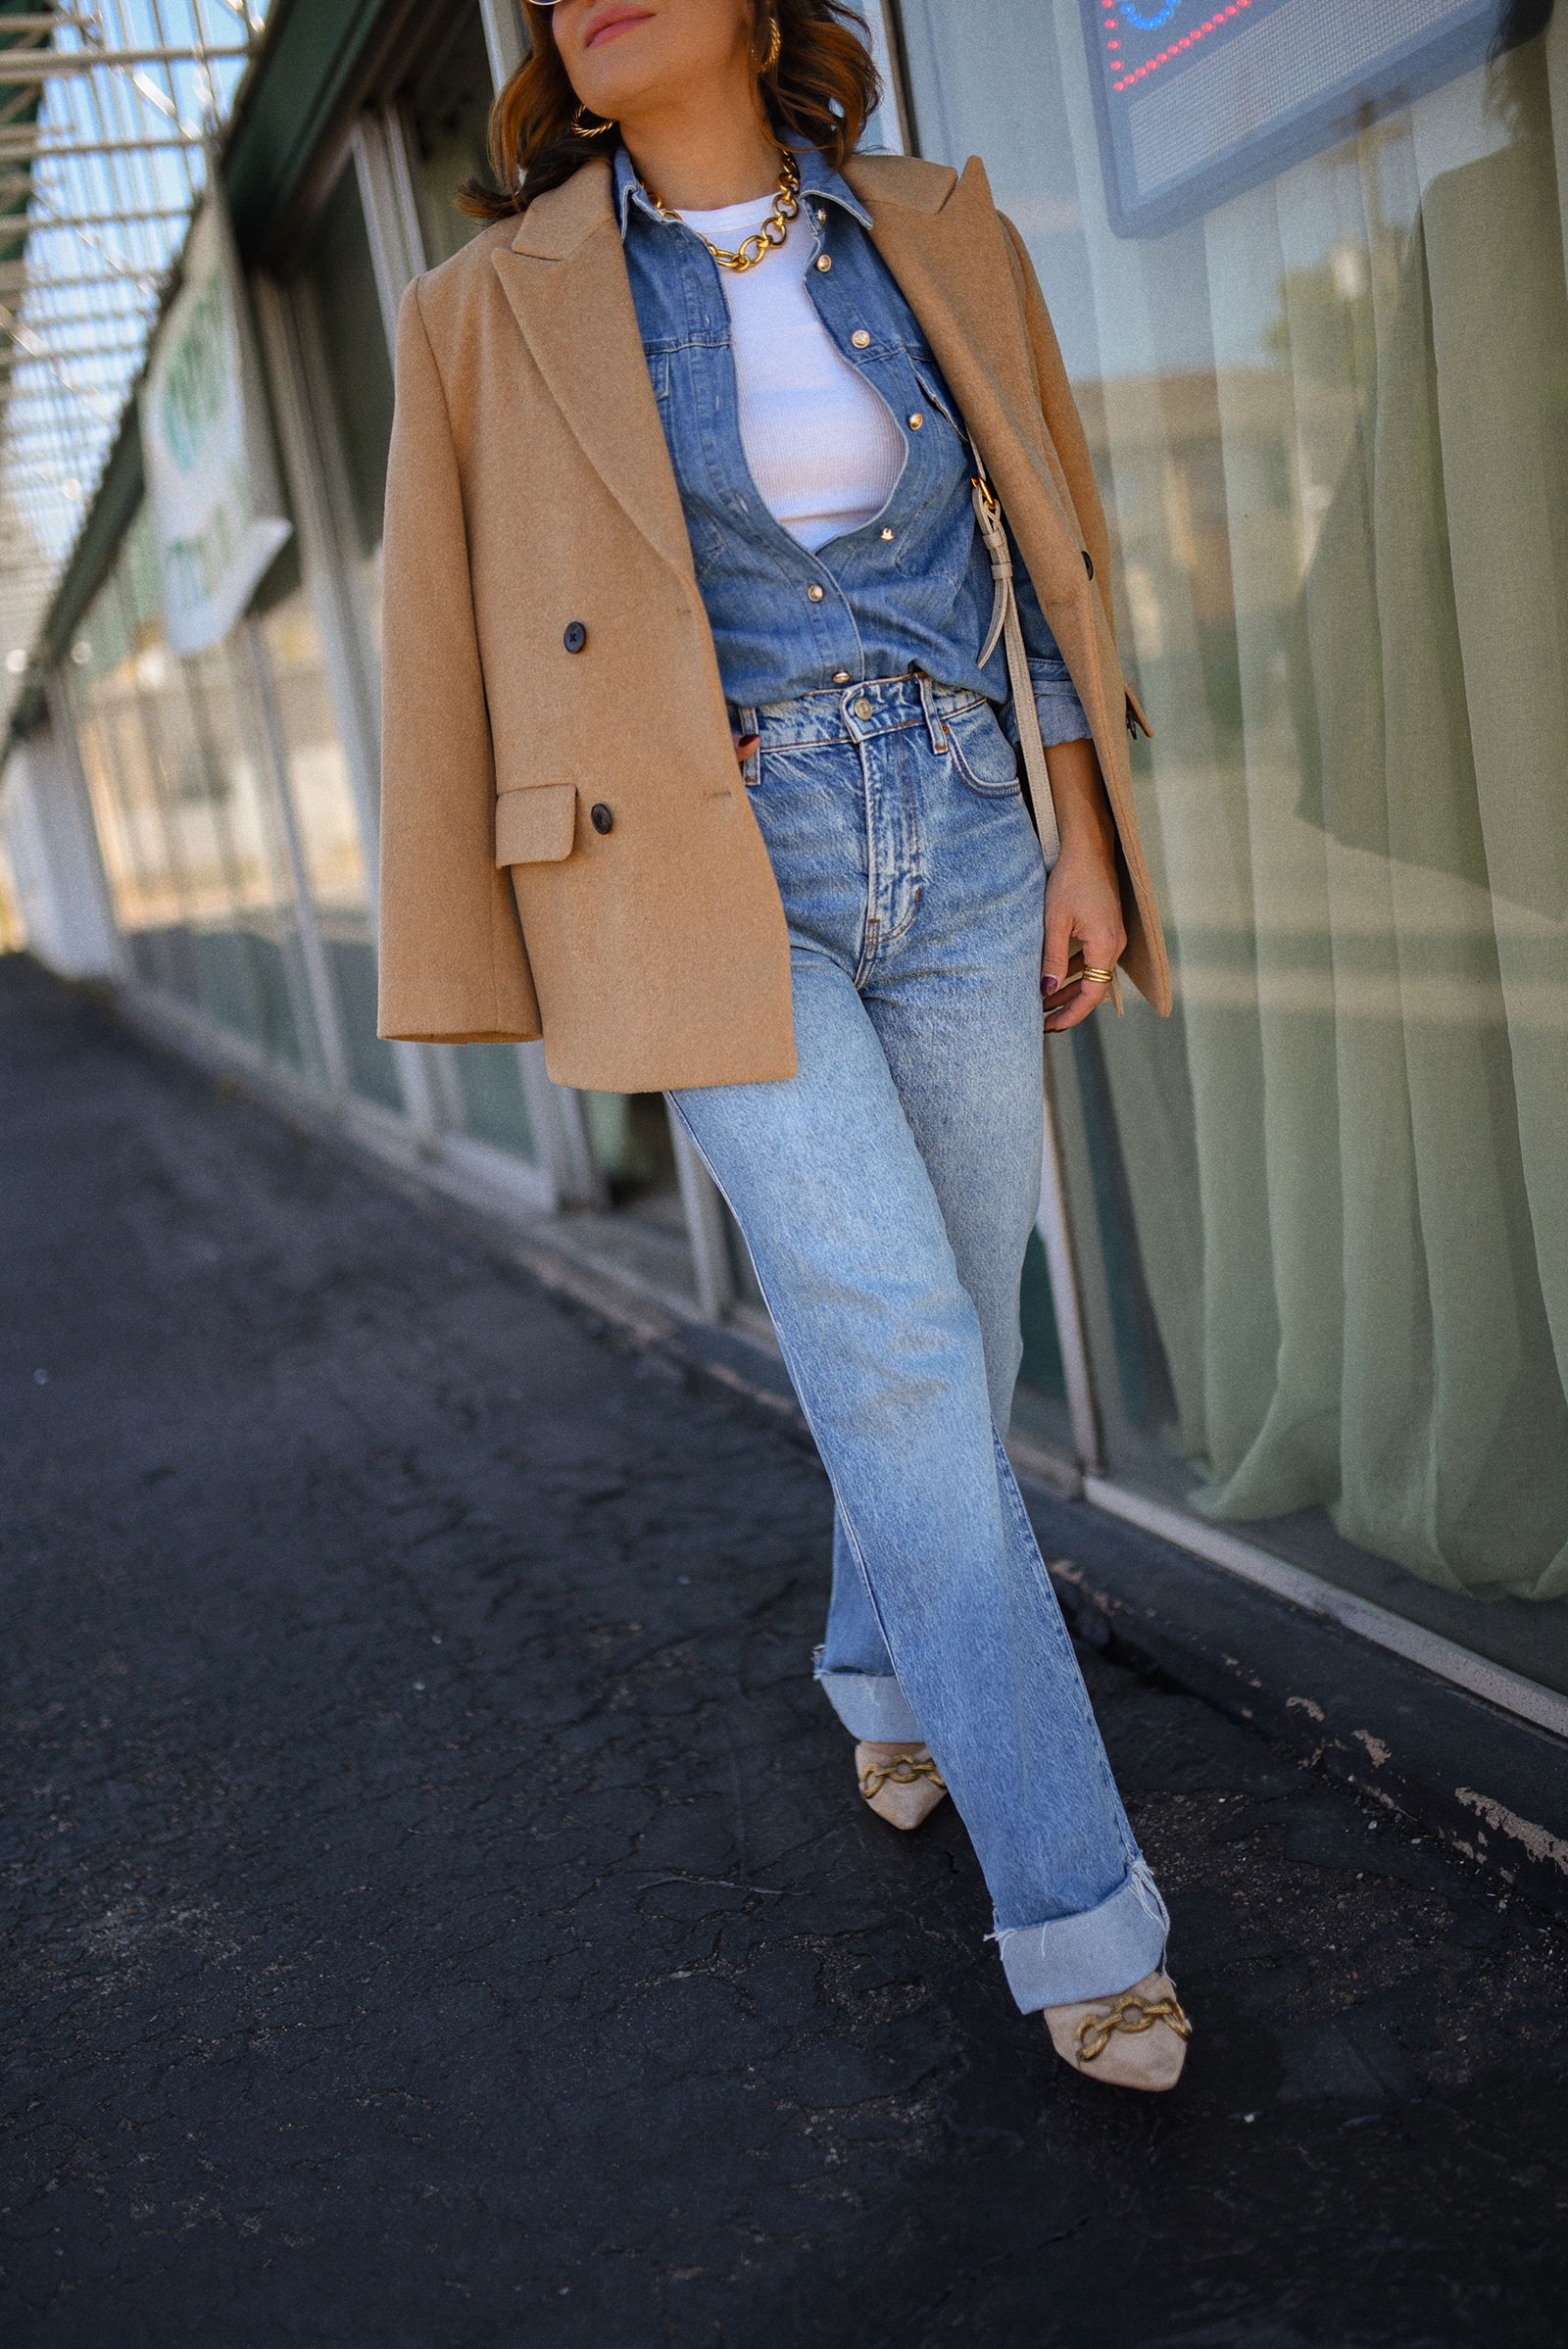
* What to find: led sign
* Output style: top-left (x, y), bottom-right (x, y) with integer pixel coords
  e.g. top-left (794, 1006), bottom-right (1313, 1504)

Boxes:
top-left (1082, 0), bottom-right (1512, 235)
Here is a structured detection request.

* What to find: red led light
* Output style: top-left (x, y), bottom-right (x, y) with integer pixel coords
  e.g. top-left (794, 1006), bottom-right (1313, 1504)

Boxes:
top-left (1112, 0), bottom-right (1252, 94)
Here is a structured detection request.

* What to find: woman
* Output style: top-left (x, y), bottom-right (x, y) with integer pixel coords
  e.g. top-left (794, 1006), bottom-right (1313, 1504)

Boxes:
top-left (377, 0), bottom-right (1189, 2092)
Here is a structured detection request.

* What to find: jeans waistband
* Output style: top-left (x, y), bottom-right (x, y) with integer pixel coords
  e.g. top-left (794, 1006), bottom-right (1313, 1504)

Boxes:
top-left (729, 672), bottom-right (990, 754)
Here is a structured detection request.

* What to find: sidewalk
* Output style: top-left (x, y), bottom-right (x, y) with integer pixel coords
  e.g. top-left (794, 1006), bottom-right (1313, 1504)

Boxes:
top-left (4, 952), bottom-right (1567, 2348)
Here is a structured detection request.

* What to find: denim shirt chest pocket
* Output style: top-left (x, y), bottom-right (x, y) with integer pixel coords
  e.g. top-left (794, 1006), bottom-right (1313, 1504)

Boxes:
top-left (641, 338), bottom-right (741, 583)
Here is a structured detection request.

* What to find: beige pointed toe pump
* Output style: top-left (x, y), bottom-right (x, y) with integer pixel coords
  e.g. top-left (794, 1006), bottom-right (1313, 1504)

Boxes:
top-left (1043, 1969), bottom-right (1192, 2091)
top-left (855, 1739), bottom-right (949, 1831)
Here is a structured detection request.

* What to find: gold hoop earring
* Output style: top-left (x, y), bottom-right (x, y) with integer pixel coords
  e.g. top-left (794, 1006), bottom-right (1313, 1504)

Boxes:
top-left (572, 102), bottom-right (615, 136)
top-left (758, 12), bottom-right (782, 74)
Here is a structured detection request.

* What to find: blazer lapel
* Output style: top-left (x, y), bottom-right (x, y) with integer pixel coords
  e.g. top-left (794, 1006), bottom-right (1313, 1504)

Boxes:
top-left (846, 155), bottom-right (1085, 608)
top-left (491, 162), bottom-right (697, 590)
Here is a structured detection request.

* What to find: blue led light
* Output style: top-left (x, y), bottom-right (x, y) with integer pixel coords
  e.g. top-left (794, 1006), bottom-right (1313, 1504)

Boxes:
top-left (1119, 0), bottom-right (1183, 26)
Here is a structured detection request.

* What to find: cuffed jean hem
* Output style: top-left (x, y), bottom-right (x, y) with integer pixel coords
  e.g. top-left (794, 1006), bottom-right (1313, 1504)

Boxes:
top-left (991, 1858), bottom-right (1169, 2014)
top-left (813, 1655), bottom-right (925, 1742)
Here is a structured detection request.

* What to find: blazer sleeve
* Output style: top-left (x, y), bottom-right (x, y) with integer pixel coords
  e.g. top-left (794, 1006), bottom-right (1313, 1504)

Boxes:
top-left (376, 278), bottom-right (542, 1044)
top-left (996, 215), bottom-right (1118, 644)
top-left (998, 209), bottom-right (1169, 1010)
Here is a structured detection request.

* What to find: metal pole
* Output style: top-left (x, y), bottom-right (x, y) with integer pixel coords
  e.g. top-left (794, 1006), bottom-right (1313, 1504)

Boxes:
top-left (478, 0), bottom-right (528, 89)
top-left (41, 665), bottom-right (127, 982)
top-left (668, 1109), bottom-right (737, 1324)
top-left (238, 613), bottom-right (351, 1107)
top-left (863, 2), bottom-right (911, 153)
top-left (351, 113), bottom-right (419, 353)
top-left (1036, 1055), bottom-right (1102, 1470)
top-left (515, 1042), bottom-right (604, 1209)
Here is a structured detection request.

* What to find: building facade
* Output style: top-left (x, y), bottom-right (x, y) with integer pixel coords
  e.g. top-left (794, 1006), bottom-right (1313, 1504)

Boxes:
top-left (6, 0), bottom-right (1567, 1730)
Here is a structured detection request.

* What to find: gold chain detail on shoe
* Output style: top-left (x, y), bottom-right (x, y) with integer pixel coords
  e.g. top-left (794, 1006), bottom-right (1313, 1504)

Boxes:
top-left (645, 148), bottom-right (802, 272)
top-left (859, 1751), bottom-right (947, 1800)
top-left (1074, 1989), bottom-right (1193, 2065)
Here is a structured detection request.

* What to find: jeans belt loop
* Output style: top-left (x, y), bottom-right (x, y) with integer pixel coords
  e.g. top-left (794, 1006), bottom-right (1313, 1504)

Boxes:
top-left (914, 668), bottom-right (948, 758)
top-left (738, 704), bottom-right (760, 785)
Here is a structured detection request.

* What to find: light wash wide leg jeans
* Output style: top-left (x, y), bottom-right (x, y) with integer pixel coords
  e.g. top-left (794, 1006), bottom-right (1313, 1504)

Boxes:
top-left (670, 674), bottom-right (1167, 2012)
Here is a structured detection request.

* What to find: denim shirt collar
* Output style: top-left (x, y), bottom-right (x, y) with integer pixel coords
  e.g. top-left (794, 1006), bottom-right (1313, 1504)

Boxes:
top-left (612, 142), bottom-right (872, 240)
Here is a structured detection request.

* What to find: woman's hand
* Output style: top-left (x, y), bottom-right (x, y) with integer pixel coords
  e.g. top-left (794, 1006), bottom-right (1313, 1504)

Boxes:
top-left (1039, 737), bottom-right (1126, 1034)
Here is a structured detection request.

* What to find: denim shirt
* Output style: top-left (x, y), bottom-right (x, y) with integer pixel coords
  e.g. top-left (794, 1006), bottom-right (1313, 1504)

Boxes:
top-left (614, 146), bottom-right (1089, 741)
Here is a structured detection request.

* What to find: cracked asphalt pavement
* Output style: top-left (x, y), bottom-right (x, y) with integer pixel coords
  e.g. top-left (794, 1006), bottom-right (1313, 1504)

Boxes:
top-left (4, 954), bottom-right (1568, 2348)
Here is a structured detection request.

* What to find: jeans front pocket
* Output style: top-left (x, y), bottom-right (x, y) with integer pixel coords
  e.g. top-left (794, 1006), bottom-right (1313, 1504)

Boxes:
top-left (946, 702), bottom-right (1023, 798)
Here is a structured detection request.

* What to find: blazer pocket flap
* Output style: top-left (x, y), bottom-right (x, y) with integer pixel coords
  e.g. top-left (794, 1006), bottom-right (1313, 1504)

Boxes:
top-left (495, 783), bottom-right (577, 867)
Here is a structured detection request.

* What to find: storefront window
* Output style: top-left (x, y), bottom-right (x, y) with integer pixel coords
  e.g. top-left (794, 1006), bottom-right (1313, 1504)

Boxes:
top-left (582, 1091), bottom-right (681, 1210)
top-left (296, 167), bottom-right (395, 663)
top-left (252, 565), bottom-right (403, 1109)
top-left (897, 1), bottom-right (1568, 1676)
top-left (72, 514), bottom-right (312, 1069)
top-left (1014, 1233), bottom-right (1071, 1452)
top-left (72, 555), bottom-right (197, 1002)
top-left (407, 4), bottom-right (499, 267)
top-left (441, 1041), bottom-right (540, 1158)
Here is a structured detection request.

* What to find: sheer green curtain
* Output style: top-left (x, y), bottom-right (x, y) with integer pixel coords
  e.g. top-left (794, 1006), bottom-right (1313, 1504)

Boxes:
top-left (899, 1), bottom-right (1568, 1598)
top-left (1078, 16), bottom-right (1568, 1596)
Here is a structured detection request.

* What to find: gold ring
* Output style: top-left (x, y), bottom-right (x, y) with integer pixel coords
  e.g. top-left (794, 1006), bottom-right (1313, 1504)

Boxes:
top-left (1080, 965), bottom-right (1117, 985)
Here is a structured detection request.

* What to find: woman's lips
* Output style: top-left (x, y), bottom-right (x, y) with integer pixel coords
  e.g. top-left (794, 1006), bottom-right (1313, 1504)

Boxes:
top-left (585, 7), bottom-right (655, 48)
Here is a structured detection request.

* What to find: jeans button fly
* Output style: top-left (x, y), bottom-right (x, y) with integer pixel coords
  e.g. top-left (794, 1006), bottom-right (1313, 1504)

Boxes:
top-left (854, 696), bottom-right (874, 719)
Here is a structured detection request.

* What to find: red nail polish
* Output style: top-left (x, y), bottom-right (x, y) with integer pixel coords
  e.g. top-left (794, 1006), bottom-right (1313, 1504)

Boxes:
top-left (1042, 975), bottom-right (1060, 994)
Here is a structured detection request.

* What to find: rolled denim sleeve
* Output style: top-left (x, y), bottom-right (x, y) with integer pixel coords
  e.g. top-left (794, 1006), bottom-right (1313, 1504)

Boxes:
top-left (1022, 652), bottom-right (1092, 748)
top-left (1007, 552), bottom-right (1092, 749)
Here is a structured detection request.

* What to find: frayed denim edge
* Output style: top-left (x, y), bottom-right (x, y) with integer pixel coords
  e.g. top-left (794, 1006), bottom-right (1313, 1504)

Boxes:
top-left (986, 1857), bottom-right (1170, 2014)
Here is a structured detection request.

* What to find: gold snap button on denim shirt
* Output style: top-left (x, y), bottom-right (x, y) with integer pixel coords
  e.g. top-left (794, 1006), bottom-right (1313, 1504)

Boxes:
top-left (614, 144), bottom-right (1089, 750)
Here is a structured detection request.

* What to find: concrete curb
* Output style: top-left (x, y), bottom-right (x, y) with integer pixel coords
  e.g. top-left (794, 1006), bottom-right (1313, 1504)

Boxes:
top-left (1031, 1507), bottom-right (1568, 1921)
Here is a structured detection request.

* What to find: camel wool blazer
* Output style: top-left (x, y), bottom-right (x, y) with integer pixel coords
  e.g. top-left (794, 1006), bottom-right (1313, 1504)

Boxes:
top-left (377, 150), bottom-right (1169, 1091)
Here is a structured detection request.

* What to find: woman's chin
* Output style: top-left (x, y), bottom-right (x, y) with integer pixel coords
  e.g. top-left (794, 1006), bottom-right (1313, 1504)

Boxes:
top-left (571, 54), bottom-right (658, 113)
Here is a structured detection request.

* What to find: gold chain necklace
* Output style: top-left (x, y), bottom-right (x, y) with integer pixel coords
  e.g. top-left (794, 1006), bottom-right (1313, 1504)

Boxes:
top-left (645, 149), bottom-right (802, 272)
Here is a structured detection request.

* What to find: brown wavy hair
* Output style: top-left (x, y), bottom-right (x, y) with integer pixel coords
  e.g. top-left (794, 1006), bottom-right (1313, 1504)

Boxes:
top-left (457, 2), bottom-right (880, 220)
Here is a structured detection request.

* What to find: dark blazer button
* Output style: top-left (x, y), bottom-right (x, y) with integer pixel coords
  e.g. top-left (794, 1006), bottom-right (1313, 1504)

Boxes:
top-left (1082, 550), bottom-right (1095, 579)
top-left (590, 802), bottom-right (613, 835)
top-left (564, 620), bottom-right (588, 653)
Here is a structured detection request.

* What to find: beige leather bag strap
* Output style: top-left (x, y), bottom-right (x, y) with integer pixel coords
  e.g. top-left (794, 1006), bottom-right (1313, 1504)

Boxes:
top-left (970, 447), bottom-right (1124, 1015)
top-left (970, 449), bottom-right (1061, 867)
